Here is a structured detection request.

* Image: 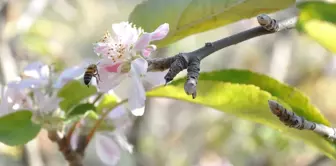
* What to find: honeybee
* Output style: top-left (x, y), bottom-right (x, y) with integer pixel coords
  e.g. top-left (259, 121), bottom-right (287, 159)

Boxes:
top-left (84, 63), bottom-right (101, 87)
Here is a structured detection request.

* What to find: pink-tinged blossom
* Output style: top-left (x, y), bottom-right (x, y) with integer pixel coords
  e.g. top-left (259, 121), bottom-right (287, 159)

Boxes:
top-left (92, 22), bottom-right (169, 116)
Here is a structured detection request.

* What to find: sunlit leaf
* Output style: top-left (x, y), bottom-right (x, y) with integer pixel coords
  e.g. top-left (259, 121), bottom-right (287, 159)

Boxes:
top-left (129, 0), bottom-right (295, 47)
top-left (0, 111), bottom-right (41, 146)
top-left (58, 80), bottom-right (97, 111)
top-left (146, 69), bottom-right (336, 158)
top-left (96, 94), bottom-right (118, 114)
top-left (296, 1), bottom-right (336, 53)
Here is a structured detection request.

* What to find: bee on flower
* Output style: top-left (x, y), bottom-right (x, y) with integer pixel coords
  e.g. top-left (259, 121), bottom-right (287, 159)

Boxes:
top-left (93, 22), bottom-right (169, 116)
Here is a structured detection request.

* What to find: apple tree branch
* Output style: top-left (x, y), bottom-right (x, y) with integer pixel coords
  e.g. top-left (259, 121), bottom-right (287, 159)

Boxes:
top-left (147, 14), bottom-right (298, 99)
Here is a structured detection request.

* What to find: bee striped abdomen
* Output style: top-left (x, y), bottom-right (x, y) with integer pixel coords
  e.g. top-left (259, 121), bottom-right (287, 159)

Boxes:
top-left (84, 72), bottom-right (93, 85)
top-left (83, 65), bottom-right (98, 87)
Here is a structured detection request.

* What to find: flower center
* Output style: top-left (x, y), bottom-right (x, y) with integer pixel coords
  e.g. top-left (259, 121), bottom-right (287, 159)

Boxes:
top-left (120, 62), bottom-right (131, 73)
top-left (108, 43), bottom-right (127, 63)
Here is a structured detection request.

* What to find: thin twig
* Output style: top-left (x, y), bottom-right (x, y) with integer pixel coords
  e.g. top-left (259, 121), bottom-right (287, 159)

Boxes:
top-left (147, 14), bottom-right (298, 99)
top-left (48, 130), bottom-right (84, 166)
top-left (92, 93), bottom-right (103, 105)
top-left (268, 100), bottom-right (336, 140)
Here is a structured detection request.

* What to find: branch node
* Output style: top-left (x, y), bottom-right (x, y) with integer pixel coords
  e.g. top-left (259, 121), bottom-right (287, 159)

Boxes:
top-left (184, 78), bottom-right (197, 99)
top-left (268, 100), bottom-right (303, 128)
top-left (205, 42), bottom-right (213, 47)
top-left (164, 53), bottom-right (188, 84)
top-left (185, 56), bottom-right (200, 99)
top-left (257, 14), bottom-right (279, 32)
top-left (268, 100), bottom-right (336, 142)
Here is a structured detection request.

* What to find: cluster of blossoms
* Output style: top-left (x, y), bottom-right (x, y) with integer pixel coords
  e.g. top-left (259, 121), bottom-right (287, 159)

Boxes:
top-left (0, 21), bottom-right (169, 165)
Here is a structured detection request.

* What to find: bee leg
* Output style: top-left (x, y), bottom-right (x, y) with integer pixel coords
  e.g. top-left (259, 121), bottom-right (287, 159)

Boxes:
top-left (97, 73), bottom-right (102, 82)
top-left (93, 75), bottom-right (100, 86)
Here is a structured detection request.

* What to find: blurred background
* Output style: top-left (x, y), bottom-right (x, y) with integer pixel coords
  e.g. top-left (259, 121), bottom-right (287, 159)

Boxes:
top-left (0, 0), bottom-right (336, 166)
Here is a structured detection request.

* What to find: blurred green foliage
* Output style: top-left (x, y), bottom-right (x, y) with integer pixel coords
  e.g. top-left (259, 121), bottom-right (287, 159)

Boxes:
top-left (129, 0), bottom-right (295, 47)
top-left (296, 1), bottom-right (336, 53)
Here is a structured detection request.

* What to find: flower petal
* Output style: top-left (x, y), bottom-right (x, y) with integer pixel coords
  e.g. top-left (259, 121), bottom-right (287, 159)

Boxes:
top-left (93, 42), bottom-right (110, 57)
top-left (102, 63), bottom-right (122, 73)
top-left (125, 58), bottom-right (148, 116)
top-left (150, 23), bottom-right (169, 41)
top-left (130, 107), bottom-right (145, 117)
top-left (112, 22), bottom-right (142, 45)
top-left (96, 133), bottom-right (121, 166)
top-left (97, 58), bottom-right (125, 73)
top-left (130, 58), bottom-right (148, 76)
top-left (108, 104), bottom-right (127, 120)
top-left (0, 87), bottom-right (15, 116)
top-left (112, 132), bottom-right (133, 153)
top-left (128, 69), bottom-right (146, 116)
top-left (33, 90), bottom-right (61, 114)
top-left (106, 104), bottom-right (132, 131)
top-left (33, 89), bottom-right (44, 105)
top-left (22, 61), bottom-right (45, 79)
top-left (97, 71), bottom-right (126, 93)
top-left (4, 85), bottom-right (33, 110)
top-left (54, 66), bottom-right (85, 89)
top-left (133, 33), bottom-right (151, 51)
top-left (143, 70), bottom-right (167, 88)
top-left (39, 65), bottom-right (50, 80)
top-left (19, 78), bottom-right (47, 89)
top-left (141, 45), bottom-right (157, 57)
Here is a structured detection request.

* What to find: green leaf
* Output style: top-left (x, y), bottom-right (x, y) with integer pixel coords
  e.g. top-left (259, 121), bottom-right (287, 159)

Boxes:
top-left (67, 103), bottom-right (96, 118)
top-left (296, 1), bottom-right (336, 53)
top-left (64, 110), bottom-right (98, 125)
top-left (129, 0), bottom-right (295, 47)
top-left (146, 69), bottom-right (336, 158)
top-left (58, 80), bottom-right (97, 111)
top-left (96, 94), bottom-right (118, 114)
top-left (0, 110), bottom-right (41, 146)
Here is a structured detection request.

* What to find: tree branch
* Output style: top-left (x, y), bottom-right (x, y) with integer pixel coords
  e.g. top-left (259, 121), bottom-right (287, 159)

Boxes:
top-left (148, 14), bottom-right (298, 99)
top-left (48, 130), bottom-right (84, 166)
top-left (268, 100), bottom-right (336, 141)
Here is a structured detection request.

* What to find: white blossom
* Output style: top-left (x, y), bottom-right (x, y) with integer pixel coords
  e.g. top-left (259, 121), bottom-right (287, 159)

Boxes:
top-left (93, 22), bottom-right (169, 116)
